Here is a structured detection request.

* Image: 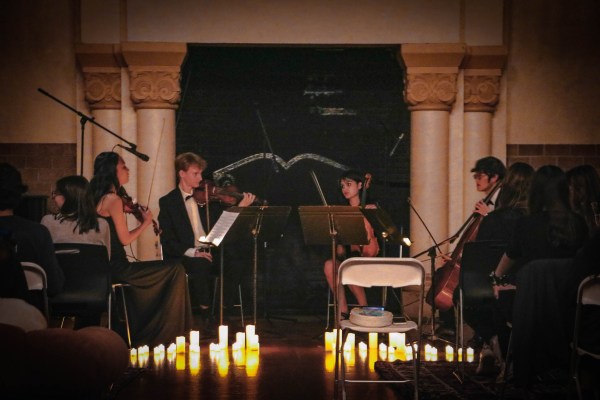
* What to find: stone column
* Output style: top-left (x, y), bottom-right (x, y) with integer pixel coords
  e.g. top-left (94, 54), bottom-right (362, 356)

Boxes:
top-left (398, 44), bottom-right (465, 259)
top-left (462, 46), bottom-right (507, 216)
top-left (75, 44), bottom-right (124, 179)
top-left (122, 42), bottom-right (187, 261)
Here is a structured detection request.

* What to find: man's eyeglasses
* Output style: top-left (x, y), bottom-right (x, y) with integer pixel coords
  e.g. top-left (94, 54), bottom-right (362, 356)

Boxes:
top-left (472, 173), bottom-right (488, 180)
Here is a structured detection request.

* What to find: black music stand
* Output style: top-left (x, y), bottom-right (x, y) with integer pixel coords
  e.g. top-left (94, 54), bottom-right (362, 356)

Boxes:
top-left (298, 206), bottom-right (368, 331)
top-left (221, 206), bottom-right (290, 327)
top-left (361, 207), bottom-right (406, 315)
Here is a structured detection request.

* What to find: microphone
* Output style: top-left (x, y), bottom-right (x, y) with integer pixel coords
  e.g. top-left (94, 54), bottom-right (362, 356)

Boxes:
top-left (116, 144), bottom-right (150, 162)
top-left (389, 133), bottom-right (405, 157)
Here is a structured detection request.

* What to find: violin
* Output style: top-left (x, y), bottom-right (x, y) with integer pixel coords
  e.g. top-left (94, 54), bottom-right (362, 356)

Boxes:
top-left (191, 180), bottom-right (265, 207)
top-left (119, 190), bottom-right (162, 236)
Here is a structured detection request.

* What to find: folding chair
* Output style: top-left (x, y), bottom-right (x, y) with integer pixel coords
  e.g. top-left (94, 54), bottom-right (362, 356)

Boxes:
top-left (334, 257), bottom-right (425, 400)
top-left (51, 243), bottom-right (111, 328)
top-left (20, 261), bottom-right (49, 320)
top-left (569, 274), bottom-right (600, 400)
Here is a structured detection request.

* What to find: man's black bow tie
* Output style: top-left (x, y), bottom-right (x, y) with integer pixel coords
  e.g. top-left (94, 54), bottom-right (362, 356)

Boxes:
top-left (185, 195), bottom-right (194, 201)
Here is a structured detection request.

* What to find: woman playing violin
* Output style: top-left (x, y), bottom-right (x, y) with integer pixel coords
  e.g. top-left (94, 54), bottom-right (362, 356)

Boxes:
top-left (91, 151), bottom-right (192, 347)
top-left (323, 169), bottom-right (379, 318)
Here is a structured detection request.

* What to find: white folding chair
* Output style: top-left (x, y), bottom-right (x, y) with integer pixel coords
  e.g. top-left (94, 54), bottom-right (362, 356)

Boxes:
top-left (334, 257), bottom-right (425, 400)
top-left (21, 261), bottom-right (49, 320)
top-left (569, 274), bottom-right (600, 400)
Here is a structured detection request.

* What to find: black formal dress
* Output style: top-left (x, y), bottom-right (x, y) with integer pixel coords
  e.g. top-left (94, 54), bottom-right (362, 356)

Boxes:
top-left (102, 216), bottom-right (192, 347)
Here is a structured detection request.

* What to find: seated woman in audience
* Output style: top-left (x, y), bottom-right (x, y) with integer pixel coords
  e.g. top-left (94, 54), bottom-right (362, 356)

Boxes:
top-left (468, 162), bottom-right (534, 375)
top-left (566, 164), bottom-right (600, 235)
top-left (491, 165), bottom-right (589, 388)
top-left (90, 151), bottom-right (192, 347)
top-left (41, 175), bottom-right (111, 255)
top-left (0, 162), bottom-right (64, 297)
top-left (40, 175), bottom-right (111, 328)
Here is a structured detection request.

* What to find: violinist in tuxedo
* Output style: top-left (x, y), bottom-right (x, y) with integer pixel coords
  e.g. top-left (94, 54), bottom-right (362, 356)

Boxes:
top-left (158, 152), bottom-right (255, 321)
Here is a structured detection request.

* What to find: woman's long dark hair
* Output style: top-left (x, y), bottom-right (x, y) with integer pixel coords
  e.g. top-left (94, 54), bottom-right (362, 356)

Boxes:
top-left (90, 151), bottom-right (121, 205)
top-left (496, 162), bottom-right (534, 210)
top-left (566, 164), bottom-right (600, 231)
top-left (54, 175), bottom-right (99, 234)
top-left (528, 165), bottom-right (580, 247)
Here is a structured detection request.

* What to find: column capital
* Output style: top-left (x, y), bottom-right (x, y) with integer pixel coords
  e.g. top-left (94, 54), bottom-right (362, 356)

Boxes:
top-left (75, 44), bottom-right (124, 110)
top-left (462, 46), bottom-right (508, 113)
top-left (399, 44), bottom-right (466, 111)
top-left (121, 42), bottom-right (187, 110)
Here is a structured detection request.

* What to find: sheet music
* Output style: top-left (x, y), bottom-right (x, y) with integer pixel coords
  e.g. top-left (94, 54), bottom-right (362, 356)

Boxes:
top-left (198, 210), bottom-right (240, 247)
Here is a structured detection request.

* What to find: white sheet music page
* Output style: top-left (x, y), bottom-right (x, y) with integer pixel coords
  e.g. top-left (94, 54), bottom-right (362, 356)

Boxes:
top-left (198, 210), bottom-right (240, 247)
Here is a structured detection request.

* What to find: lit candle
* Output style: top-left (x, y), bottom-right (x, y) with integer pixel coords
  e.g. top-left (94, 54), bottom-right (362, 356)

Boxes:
top-left (219, 325), bottom-right (229, 349)
top-left (325, 331), bottom-right (334, 351)
top-left (358, 341), bottom-right (367, 352)
top-left (245, 324), bottom-right (255, 348)
top-left (431, 347), bottom-right (438, 362)
top-left (445, 345), bottom-right (454, 362)
top-left (466, 347), bottom-right (474, 363)
top-left (368, 332), bottom-right (378, 349)
top-left (345, 333), bottom-right (355, 350)
top-left (190, 330), bottom-right (200, 349)
top-left (458, 347), bottom-right (463, 362)
top-left (232, 341), bottom-right (241, 351)
top-left (248, 334), bottom-right (260, 351)
top-left (176, 336), bottom-right (186, 353)
top-left (236, 332), bottom-right (246, 349)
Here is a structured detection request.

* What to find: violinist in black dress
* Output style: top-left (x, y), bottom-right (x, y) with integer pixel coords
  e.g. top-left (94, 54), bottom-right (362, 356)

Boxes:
top-left (91, 151), bottom-right (192, 347)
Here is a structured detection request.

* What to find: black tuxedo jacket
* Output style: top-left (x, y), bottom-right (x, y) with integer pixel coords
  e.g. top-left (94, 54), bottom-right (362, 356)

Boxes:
top-left (158, 188), bottom-right (210, 260)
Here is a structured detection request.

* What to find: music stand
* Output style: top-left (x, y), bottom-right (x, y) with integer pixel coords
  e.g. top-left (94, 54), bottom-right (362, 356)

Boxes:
top-left (220, 206), bottom-right (290, 327)
top-left (298, 206), bottom-right (368, 331)
top-left (361, 207), bottom-right (406, 314)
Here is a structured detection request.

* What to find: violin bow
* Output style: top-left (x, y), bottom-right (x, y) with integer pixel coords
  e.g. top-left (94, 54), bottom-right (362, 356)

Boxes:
top-left (146, 119), bottom-right (166, 233)
top-left (309, 170), bottom-right (328, 206)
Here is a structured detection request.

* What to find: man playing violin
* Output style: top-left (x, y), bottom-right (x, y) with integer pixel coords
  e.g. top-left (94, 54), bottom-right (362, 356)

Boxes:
top-left (158, 152), bottom-right (255, 330)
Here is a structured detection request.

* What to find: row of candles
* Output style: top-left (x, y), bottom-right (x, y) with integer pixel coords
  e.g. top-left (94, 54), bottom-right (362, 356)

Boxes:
top-left (130, 324), bottom-right (260, 365)
top-left (324, 330), bottom-right (475, 363)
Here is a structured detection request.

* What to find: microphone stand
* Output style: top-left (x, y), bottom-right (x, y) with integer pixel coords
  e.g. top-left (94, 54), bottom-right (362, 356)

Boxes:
top-left (37, 88), bottom-right (148, 173)
top-left (408, 197), bottom-right (459, 342)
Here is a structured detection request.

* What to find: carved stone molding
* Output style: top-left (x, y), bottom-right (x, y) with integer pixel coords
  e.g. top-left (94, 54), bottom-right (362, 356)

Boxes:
top-left (128, 69), bottom-right (181, 110)
top-left (404, 73), bottom-right (458, 111)
top-left (82, 71), bottom-right (122, 110)
top-left (464, 75), bottom-right (501, 112)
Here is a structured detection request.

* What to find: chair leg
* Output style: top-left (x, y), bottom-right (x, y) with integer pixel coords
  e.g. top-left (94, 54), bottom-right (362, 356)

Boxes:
top-left (325, 288), bottom-right (333, 331)
top-left (109, 284), bottom-right (132, 348)
top-left (237, 284), bottom-right (245, 326)
top-left (498, 329), bottom-right (513, 399)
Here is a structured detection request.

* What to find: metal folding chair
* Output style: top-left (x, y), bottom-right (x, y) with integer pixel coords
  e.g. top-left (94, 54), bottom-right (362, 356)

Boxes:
top-left (334, 257), bottom-right (425, 400)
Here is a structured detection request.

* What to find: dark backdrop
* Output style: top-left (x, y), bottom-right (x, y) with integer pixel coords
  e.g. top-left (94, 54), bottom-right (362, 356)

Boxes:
top-left (175, 46), bottom-right (410, 315)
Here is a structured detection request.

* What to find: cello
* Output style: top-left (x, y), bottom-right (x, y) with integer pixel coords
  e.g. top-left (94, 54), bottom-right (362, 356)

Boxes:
top-left (426, 181), bottom-right (501, 311)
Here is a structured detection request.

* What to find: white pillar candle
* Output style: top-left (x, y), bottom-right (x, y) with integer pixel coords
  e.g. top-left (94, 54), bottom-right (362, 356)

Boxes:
top-left (445, 345), bottom-right (454, 362)
top-left (236, 332), bottom-right (246, 349)
top-left (358, 341), bottom-right (367, 352)
top-left (368, 332), bottom-right (378, 349)
top-left (190, 330), bottom-right (200, 349)
top-left (219, 325), bottom-right (229, 349)
top-left (176, 336), bottom-right (186, 354)
top-left (466, 347), bottom-right (474, 363)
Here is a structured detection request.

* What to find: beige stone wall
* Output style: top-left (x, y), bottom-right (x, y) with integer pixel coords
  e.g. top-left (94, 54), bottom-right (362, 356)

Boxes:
top-left (506, 0), bottom-right (600, 144)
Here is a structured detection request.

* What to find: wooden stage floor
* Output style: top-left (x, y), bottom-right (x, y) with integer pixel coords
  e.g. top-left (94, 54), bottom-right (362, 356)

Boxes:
top-left (111, 315), bottom-right (426, 400)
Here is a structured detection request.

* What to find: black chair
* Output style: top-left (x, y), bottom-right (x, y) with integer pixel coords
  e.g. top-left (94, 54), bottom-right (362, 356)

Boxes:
top-left (50, 243), bottom-right (111, 328)
top-left (455, 240), bottom-right (506, 380)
